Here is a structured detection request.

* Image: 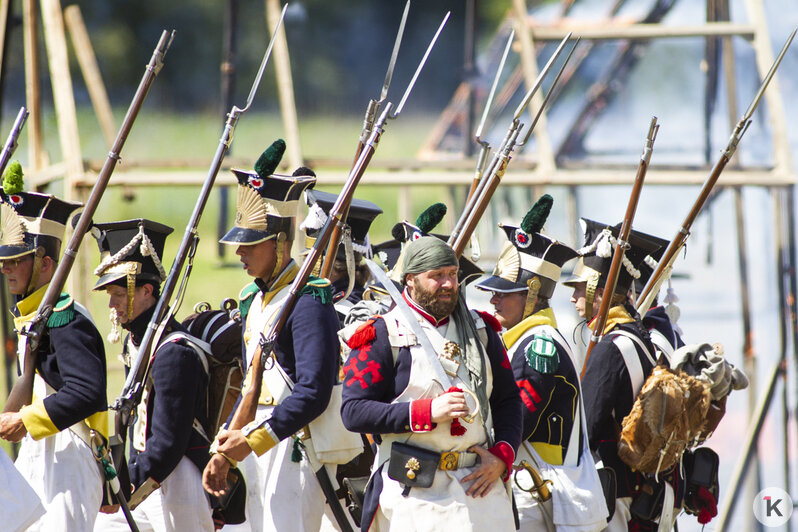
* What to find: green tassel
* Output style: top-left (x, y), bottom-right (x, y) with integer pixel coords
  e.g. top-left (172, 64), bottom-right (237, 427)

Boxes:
top-left (521, 194), bottom-right (553, 235)
top-left (254, 139), bottom-right (286, 177)
top-left (291, 436), bottom-right (305, 463)
top-left (2, 161), bottom-right (24, 194)
top-left (47, 293), bottom-right (75, 328)
top-left (301, 276), bottom-right (333, 305)
top-left (415, 203), bottom-right (447, 234)
top-left (525, 332), bottom-right (558, 374)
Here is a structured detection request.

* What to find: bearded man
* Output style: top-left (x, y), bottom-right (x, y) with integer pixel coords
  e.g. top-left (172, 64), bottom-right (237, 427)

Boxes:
top-left (341, 236), bottom-right (522, 531)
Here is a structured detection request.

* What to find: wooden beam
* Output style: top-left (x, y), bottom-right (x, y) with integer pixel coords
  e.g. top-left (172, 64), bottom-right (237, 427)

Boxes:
top-left (23, 0), bottom-right (45, 171)
top-left (64, 5), bottom-right (115, 148)
top-left (512, 0), bottom-right (555, 173)
top-left (265, 0), bottom-right (302, 169)
top-left (0, 0), bottom-right (10, 82)
top-left (527, 21), bottom-right (756, 41)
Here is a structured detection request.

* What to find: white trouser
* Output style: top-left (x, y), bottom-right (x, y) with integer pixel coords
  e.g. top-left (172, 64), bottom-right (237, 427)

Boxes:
top-left (94, 456), bottom-right (213, 532)
top-left (604, 497), bottom-right (632, 532)
top-left (0, 447), bottom-right (44, 532)
top-left (15, 429), bottom-right (103, 531)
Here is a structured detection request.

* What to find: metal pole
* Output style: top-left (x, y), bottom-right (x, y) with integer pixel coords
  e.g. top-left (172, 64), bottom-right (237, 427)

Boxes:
top-left (217, 0), bottom-right (238, 260)
top-left (773, 187), bottom-right (790, 497)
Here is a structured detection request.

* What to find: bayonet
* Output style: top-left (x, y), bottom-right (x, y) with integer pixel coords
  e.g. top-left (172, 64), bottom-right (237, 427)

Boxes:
top-left (0, 107), bottom-right (29, 175)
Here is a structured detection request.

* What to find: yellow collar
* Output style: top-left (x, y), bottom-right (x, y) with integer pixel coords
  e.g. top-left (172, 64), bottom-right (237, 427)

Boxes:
top-left (503, 307), bottom-right (558, 349)
top-left (588, 305), bottom-right (634, 335)
top-left (14, 283), bottom-right (49, 330)
top-left (261, 261), bottom-right (299, 307)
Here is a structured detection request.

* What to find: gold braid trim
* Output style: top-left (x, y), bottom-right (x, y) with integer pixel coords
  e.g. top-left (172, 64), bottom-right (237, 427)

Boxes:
top-left (523, 277), bottom-right (541, 320)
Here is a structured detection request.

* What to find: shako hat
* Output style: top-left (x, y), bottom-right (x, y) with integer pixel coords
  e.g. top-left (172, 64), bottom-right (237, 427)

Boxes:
top-left (475, 194), bottom-right (577, 299)
top-left (220, 139), bottom-right (316, 246)
top-left (632, 233), bottom-right (670, 296)
top-left (563, 218), bottom-right (665, 296)
top-left (0, 161), bottom-right (82, 261)
top-left (300, 189), bottom-right (383, 259)
top-left (375, 202), bottom-right (483, 285)
top-left (92, 218), bottom-right (173, 291)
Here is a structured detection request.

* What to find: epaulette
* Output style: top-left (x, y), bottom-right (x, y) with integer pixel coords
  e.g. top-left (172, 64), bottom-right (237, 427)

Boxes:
top-left (476, 310), bottom-right (502, 334)
top-left (47, 293), bottom-right (75, 328)
top-left (238, 282), bottom-right (259, 321)
top-left (525, 332), bottom-right (558, 374)
top-left (347, 317), bottom-right (379, 350)
top-left (300, 275), bottom-right (332, 305)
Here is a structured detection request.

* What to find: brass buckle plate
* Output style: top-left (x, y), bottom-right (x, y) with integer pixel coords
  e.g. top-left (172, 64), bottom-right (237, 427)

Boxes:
top-left (440, 451), bottom-right (459, 471)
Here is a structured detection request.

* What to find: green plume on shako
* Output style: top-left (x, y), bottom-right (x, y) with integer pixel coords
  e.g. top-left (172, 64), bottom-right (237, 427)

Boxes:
top-left (254, 138), bottom-right (286, 177)
top-left (2, 161), bottom-right (24, 194)
top-left (521, 193), bottom-right (553, 234)
top-left (415, 202), bottom-right (447, 234)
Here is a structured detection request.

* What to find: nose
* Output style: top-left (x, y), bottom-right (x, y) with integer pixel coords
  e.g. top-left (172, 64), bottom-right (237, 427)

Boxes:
top-left (489, 293), bottom-right (500, 306)
top-left (570, 289), bottom-right (578, 303)
top-left (236, 246), bottom-right (245, 257)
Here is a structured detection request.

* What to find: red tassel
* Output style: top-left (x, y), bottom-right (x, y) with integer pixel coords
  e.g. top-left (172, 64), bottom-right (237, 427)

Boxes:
top-left (446, 386), bottom-right (467, 436)
top-left (347, 318), bottom-right (377, 349)
top-left (695, 486), bottom-right (717, 524)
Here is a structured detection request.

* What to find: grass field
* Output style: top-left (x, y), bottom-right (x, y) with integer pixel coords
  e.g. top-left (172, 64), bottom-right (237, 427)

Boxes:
top-left (0, 107), bottom-right (449, 452)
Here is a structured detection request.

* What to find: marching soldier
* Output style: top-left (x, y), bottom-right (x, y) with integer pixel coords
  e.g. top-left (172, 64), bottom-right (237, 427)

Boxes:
top-left (202, 140), bottom-right (341, 531)
top-left (0, 164), bottom-right (108, 530)
top-left (341, 235), bottom-right (522, 531)
top-left (564, 218), bottom-right (680, 531)
top-left (300, 189), bottom-right (383, 323)
top-left (475, 196), bottom-right (607, 531)
top-left (92, 218), bottom-right (214, 532)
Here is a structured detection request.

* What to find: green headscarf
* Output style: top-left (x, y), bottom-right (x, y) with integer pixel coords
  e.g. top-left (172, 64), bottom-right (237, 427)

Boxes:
top-left (400, 236), bottom-right (458, 282)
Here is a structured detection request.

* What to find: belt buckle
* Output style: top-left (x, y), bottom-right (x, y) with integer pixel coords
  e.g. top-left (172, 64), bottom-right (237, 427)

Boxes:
top-left (440, 451), bottom-right (459, 471)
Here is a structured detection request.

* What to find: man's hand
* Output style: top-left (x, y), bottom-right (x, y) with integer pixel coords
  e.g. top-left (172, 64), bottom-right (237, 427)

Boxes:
top-left (431, 391), bottom-right (468, 423)
top-left (0, 412), bottom-right (28, 442)
top-left (203, 453), bottom-right (231, 497)
top-left (461, 445), bottom-right (506, 498)
top-left (216, 429), bottom-right (253, 461)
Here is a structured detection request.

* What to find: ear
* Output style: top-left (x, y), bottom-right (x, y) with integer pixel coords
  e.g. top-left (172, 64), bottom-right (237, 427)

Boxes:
top-left (40, 256), bottom-right (55, 273)
top-left (141, 282), bottom-right (154, 299)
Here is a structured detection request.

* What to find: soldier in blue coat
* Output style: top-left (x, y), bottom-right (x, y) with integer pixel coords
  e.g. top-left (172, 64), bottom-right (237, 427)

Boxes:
top-left (341, 236), bottom-right (522, 532)
top-left (0, 163), bottom-right (107, 531)
top-left (564, 218), bottom-right (680, 531)
top-left (202, 140), bottom-right (341, 532)
top-left (92, 219), bottom-right (214, 532)
top-left (475, 196), bottom-right (606, 531)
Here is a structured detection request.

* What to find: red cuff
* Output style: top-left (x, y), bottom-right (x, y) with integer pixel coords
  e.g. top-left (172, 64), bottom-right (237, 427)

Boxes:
top-left (489, 441), bottom-right (515, 482)
top-left (410, 398), bottom-right (435, 432)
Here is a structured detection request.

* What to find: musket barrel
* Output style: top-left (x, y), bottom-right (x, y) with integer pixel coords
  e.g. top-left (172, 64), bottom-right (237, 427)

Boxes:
top-left (0, 107), bottom-right (29, 175)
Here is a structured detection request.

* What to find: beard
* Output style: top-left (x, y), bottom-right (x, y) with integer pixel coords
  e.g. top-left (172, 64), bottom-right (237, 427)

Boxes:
top-left (413, 283), bottom-right (458, 321)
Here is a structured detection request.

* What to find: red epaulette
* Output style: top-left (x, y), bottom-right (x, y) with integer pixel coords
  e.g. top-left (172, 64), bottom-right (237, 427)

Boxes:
top-left (477, 310), bottom-right (502, 333)
top-left (347, 317), bottom-right (380, 350)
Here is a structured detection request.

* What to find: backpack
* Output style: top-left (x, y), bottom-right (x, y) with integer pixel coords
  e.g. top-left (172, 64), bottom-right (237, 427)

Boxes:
top-left (615, 338), bottom-right (744, 475)
top-left (180, 300), bottom-right (245, 441)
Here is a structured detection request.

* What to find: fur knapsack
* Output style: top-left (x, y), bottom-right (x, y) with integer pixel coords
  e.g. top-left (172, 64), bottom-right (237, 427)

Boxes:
top-left (181, 300), bottom-right (244, 440)
top-left (618, 365), bottom-right (712, 474)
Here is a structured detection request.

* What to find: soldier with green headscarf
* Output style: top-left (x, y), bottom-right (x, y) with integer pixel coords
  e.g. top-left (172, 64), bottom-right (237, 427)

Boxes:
top-left (341, 236), bottom-right (522, 531)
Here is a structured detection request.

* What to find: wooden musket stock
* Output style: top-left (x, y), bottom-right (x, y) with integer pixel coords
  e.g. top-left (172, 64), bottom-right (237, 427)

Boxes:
top-left (582, 117), bottom-right (659, 373)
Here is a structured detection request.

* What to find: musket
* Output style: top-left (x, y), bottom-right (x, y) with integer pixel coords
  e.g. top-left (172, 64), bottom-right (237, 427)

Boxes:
top-left (226, 10), bottom-right (451, 440)
top-left (319, 0), bottom-right (410, 280)
top-left (582, 117), bottom-right (659, 374)
top-left (448, 35), bottom-right (578, 258)
top-left (3, 30), bottom-right (174, 532)
top-left (467, 30), bottom-right (514, 203)
top-left (112, 6), bottom-right (287, 446)
top-left (636, 28), bottom-right (796, 315)
top-left (0, 108), bottom-right (29, 175)
top-left (4, 30), bottom-right (174, 414)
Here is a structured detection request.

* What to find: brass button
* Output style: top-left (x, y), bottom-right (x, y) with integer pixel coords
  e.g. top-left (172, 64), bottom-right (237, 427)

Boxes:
top-left (424, 424), bottom-right (430, 430)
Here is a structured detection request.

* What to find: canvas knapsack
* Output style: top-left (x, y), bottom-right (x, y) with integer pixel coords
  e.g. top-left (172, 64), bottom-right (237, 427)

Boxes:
top-left (180, 300), bottom-right (244, 441)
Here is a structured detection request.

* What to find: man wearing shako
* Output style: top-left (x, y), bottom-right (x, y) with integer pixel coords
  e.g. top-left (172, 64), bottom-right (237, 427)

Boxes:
top-left (475, 195), bottom-right (607, 531)
top-left (92, 219), bottom-right (214, 531)
top-left (202, 140), bottom-right (340, 531)
top-left (564, 218), bottom-right (678, 531)
top-left (0, 162), bottom-right (107, 530)
top-left (341, 235), bottom-right (522, 531)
